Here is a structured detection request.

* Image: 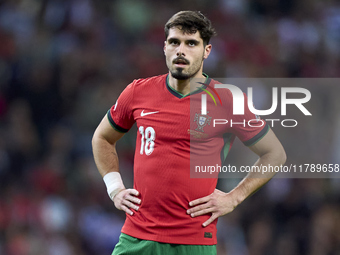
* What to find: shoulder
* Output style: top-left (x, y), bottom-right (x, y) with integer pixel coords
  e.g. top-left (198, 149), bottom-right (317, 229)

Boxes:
top-left (121, 74), bottom-right (167, 97)
top-left (208, 78), bottom-right (234, 100)
top-left (131, 74), bottom-right (168, 88)
top-left (119, 74), bottom-right (167, 104)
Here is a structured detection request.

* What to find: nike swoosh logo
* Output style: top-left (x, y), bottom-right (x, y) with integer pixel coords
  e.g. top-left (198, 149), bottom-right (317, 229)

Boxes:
top-left (141, 110), bottom-right (159, 117)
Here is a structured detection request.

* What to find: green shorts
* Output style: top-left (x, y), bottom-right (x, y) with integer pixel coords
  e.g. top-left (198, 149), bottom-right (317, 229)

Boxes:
top-left (112, 233), bottom-right (217, 255)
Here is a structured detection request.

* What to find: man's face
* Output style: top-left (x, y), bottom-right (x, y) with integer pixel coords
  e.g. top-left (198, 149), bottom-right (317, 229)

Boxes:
top-left (164, 27), bottom-right (211, 80)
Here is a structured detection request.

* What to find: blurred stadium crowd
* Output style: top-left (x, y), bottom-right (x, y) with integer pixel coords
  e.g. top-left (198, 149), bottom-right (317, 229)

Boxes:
top-left (0, 0), bottom-right (340, 254)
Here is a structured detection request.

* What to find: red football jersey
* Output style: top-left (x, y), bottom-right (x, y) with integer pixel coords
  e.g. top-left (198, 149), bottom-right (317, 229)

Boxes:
top-left (108, 74), bottom-right (268, 245)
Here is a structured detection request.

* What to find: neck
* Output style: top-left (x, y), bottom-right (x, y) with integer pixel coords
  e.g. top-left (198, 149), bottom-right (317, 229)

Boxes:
top-left (168, 72), bottom-right (205, 96)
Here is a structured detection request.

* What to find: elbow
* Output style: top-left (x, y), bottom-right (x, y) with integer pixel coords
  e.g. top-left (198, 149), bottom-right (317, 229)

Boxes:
top-left (91, 134), bottom-right (96, 150)
top-left (92, 128), bottom-right (101, 150)
top-left (279, 146), bottom-right (287, 166)
top-left (92, 127), bottom-right (117, 150)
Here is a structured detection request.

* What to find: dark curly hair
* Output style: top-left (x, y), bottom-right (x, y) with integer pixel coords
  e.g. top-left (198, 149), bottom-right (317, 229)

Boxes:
top-left (164, 11), bottom-right (217, 46)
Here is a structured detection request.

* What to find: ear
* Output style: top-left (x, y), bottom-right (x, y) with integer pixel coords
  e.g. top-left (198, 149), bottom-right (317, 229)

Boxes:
top-left (164, 41), bottom-right (167, 55)
top-left (203, 44), bottom-right (212, 59)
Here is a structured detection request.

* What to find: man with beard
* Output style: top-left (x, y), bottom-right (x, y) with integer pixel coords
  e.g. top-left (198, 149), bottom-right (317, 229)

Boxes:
top-left (92, 11), bottom-right (286, 255)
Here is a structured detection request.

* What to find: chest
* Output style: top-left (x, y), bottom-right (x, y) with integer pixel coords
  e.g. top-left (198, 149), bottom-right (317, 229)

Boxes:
top-left (132, 96), bottom-right (191, 144)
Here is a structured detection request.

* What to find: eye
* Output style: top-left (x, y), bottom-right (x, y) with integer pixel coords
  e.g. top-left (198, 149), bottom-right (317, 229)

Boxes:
top-left (188, 41), bottom-right (198, 47)
top-left (169, 40), bottom-right (179, 45)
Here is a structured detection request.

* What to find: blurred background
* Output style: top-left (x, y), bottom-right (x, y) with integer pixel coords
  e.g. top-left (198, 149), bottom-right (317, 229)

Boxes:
top-left (0, 0), bottom-right (339, 254)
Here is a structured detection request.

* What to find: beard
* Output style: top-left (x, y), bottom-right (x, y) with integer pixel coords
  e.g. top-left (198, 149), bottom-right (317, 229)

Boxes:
top-left (170, 68), bottom-right (196, 80)
top-left (168, 58), bottom-right (203, 80)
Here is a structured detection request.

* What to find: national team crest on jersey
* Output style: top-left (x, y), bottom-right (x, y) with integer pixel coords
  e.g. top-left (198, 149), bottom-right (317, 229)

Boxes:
top-left (194, 112), bottom-right (212, 132)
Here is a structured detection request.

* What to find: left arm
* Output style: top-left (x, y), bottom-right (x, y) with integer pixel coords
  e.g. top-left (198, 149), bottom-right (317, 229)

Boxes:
top-left (187, 128), bottom-right (286, 227)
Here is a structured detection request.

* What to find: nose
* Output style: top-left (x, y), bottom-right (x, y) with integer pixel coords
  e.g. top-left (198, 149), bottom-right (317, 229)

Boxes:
top-left (176, 43), bottom-right (185, 57)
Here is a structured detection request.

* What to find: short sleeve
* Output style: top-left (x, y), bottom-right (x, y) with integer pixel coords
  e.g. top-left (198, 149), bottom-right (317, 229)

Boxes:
top-left (230, 93), bottom-right (269, 146)
top-left (107, 81), bottom-right (136, 133)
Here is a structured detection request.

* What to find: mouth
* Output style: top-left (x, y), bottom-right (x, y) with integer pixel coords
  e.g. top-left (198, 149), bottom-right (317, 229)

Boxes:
top-left (173, 57), bottom-right (189, 67)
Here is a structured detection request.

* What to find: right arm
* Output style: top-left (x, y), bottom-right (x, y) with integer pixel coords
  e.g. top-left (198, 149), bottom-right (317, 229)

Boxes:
top-left (92, 115), bottom-right (141, 215)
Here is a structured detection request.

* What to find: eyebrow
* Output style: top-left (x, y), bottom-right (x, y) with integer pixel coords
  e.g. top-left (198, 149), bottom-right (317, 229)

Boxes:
top-left (167, 37), bottom-right (200, 44)
top-left (187, 39), bottom-right (200, 44)
top-left (167, 37), bottom-right (178, 42)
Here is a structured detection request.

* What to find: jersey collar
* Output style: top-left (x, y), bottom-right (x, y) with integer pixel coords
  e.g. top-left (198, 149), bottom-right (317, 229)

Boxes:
top-left (165, 73), bottom-right (211, 99)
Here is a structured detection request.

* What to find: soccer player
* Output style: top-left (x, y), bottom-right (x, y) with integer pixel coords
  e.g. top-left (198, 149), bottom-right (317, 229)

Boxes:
top-left (92, 11), bottom-right (286, 255)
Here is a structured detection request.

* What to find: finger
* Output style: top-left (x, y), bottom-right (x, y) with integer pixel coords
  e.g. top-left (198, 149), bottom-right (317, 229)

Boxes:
top-left (187, 203), bottom-right (211, 214)
top-left (202, 214), bottom-right (218, 227)
top-left (122, 200), bottom-right (140, 211)
top-left (121, 205), bottom-right (134, 216)
top-left (189, 195), bottom-right (210, 207)
top-left (190, 207), bottom-right (214, 218)
top-left (128, 189), bottom-right (139, 196)
top-left (125, 194), bottom-right (141, 205)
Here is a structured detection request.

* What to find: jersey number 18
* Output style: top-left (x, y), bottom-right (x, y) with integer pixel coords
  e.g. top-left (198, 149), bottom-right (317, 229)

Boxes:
top-left (139, 126), bottom-right (155, 155)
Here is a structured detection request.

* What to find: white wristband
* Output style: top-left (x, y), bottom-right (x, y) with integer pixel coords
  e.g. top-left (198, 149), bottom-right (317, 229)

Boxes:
top-left (103, 172), bottom-right (125, 200)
